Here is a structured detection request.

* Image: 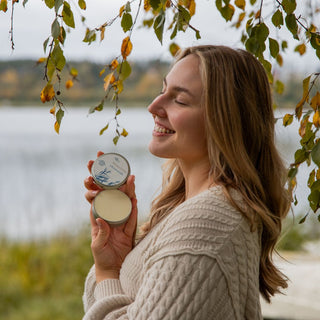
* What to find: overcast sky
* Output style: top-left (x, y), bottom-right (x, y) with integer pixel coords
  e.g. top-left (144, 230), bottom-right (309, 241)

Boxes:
top-left (0, 0), bottom-right (318, 73)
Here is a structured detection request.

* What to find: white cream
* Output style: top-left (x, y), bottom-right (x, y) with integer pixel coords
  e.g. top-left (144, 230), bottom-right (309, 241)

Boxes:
top-left (93, 190), bottom-right (132, 225)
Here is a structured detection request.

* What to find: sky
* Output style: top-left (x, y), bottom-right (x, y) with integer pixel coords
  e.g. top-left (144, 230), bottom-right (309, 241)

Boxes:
top-left (0, 0), bottom-right (319, 74)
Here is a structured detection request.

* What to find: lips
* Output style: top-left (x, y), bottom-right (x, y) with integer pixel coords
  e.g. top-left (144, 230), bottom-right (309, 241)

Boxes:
top-left (154, 124), bottom-right (175, 134)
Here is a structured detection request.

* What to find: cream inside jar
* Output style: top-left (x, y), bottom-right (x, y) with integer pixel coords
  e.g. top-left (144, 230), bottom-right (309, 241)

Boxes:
top-left (91, 153), bottom-right (131, 226)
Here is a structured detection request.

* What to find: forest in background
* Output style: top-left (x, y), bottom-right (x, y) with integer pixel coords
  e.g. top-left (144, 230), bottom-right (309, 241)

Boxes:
top-left (0, 59), bottom-right (311, 108)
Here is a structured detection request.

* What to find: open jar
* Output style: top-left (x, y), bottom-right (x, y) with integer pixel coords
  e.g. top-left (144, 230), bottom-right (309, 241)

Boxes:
top-left (91, 153), bottom-right (132, 226)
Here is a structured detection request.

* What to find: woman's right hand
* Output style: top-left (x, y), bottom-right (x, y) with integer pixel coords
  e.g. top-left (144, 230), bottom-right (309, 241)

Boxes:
top-left (84, 151), bottom-right (138, 282)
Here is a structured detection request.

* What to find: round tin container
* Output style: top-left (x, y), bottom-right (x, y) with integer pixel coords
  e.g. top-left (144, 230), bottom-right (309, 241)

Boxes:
top-left (91, 153), bottom-right (130, 189)
top-left (92, 189), bottom-right (132, 226)
top-left (91, 153), bottom-right (132, 225)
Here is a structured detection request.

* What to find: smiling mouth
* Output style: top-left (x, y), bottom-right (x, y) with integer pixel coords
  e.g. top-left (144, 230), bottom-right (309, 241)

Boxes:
top-left (154, 124), bottom-right (175, 134)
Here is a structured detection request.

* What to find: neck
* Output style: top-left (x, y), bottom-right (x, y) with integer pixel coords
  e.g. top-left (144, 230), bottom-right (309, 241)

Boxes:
top-left (178, 157), bottom-right (213, 200)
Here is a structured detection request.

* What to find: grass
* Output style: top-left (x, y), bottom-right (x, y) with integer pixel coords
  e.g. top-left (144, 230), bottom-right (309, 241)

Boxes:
top-left (0, 228), bottom-right (93, 320)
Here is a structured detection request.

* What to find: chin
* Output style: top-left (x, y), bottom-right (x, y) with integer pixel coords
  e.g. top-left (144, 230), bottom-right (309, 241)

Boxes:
top-left (148, 142), bottom-right (174, 159)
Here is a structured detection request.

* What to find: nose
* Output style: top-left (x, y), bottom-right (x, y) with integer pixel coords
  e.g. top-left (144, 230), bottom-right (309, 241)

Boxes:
top-left (147, 95), bottom-right (166, 118)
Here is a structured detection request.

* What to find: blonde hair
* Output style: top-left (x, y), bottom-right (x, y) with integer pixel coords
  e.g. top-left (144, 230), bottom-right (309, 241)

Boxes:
top-left (140, 45), bottom-right (291, 302)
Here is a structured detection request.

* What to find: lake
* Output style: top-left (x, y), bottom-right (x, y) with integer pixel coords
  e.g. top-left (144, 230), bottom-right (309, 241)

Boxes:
top-left (0, 106), bottom-right (311, 240)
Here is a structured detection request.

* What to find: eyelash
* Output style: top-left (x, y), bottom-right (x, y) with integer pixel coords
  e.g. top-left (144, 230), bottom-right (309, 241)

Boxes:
top-left (159, 89), bottom-right (187, 106)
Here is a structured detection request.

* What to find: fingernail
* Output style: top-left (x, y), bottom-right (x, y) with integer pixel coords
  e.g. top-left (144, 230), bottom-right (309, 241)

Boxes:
top-left (96, 219), bottom-right (102, 228)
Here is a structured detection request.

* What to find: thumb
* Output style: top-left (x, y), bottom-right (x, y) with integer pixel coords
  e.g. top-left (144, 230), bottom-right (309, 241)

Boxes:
top-left (93, 218), bottom-right (110, 248)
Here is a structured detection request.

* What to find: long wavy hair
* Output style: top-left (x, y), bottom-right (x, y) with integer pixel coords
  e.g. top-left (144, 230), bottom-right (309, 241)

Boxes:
top-left (139, 45), bottom-right (291, 302)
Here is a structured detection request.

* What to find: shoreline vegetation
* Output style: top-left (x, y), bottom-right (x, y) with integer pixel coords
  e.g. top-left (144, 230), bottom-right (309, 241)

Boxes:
top-left (0, 59), bottom-right (310, 108)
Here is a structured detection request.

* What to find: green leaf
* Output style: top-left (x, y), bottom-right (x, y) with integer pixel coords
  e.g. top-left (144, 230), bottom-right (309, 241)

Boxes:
top-left (78, 0), bottom-right (86, 10)
top-left (51, 19), bottom-right (60, 39)
top-left (177, 5), bottom-right (191, 30)
top-left (308, 188), bottom-right (320, 212)
top-left (271, 10), bottom-right (283, 28)
top-left (44, 0), bottom-right (54, 9)
top-left (149, 0), bottom-right (161, 11)
top-left (255, 23), bottom-right (269, 42)
top-left (99, 123), bottom-right (109, 135)
top-left (118, 60), bottom-right (131, 81)
top-left (56, 108), bottom-right (64, 125)
top-left (308, 169), bottom-right (315, 188)
top-left (282, 0), bottom-right (296, 15)
top-left (43, 37), bottom-right (50, 53)
top-left (113, 135), bottom-right (120, 145)
top-left (83, 29), bottom-right (96, 44)
top-left (288, 167), bottom-right (298, 179)
top-left (310, 34), bottom-right (320, 50)
top-left (220, 4), bottom-right (235, 22)
top-left (294, 148), bottom-right (308, 164)
top-left (51, 43), bottom-right (66, 71)
top-left (46, 58), bottom-right (55, 80)
top-left (311, 142), bottom-right (320, 166)
top-left (282, 40), bottom-right (288, 50)
top-left (283, 113), bottom-right (293, 126)
top-left (269, 38), bottom-right (279, 58)
top-left (62, 1), bottom-right (75, 28)
top-left (143, 18), bottom-right (154, 28)
top-left (121, 13), bottom-right (133, 33)
top-left (116, 108), bottom-right (121, 116)
top-left (285, 14), bottom-right (298, 39)
top-left (23, 0), bottom-right (29, 7)
top-left (54, 0), bottom-right (64, 12)
top-left (299, 213), bottom-right (309, 224)
top-left (275, 80), bottom-right (285, 94)
top-left (154, 12), bottom-right (165, 44)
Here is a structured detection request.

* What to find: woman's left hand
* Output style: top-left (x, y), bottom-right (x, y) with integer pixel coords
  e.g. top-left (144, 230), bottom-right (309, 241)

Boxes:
top-left (84, 152), bottom-right (138, 282)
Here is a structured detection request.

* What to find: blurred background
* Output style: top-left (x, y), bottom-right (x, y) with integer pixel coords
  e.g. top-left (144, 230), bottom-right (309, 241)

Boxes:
top-left (0, 1), bottom-right (320, 319)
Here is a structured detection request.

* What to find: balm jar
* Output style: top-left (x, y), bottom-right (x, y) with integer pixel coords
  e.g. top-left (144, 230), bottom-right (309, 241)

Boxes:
top-left (91, 153), bottom-right (132, 226)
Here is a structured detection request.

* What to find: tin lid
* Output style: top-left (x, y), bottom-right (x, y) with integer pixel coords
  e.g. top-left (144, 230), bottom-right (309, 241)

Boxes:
top-left (91, 153), bottom-right (130, 189)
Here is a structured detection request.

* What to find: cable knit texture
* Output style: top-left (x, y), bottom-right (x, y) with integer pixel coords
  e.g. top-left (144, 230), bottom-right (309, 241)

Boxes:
top-left (82, 186), bottom-right (262, 319)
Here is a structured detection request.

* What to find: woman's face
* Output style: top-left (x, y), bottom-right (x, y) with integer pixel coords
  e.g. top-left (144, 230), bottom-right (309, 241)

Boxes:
top-left (148, 54), bottom-right (207, 163)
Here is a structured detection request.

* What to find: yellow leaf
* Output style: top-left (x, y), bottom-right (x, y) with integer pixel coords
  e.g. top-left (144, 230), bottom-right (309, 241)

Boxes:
top-left (50, 105), bottom-right (56, 115)
top-left (144, 0), bottom-right (151, 11)
top-left (310, 92), bottom-right (320, 111)
top-left (169, 43), bottom-right (181, 57)
top-left (121, 36), bottom-right (133, 60)
top-left (40, 84), bottom-right (55, 103)
top-left (119, 5), bottom-right (125, 17)
top-left (65, 79), bottom-right (74, 89)
top-left (70, 67), bottom-right (78, 77)
top-left (114, 80), bottom-right (124, 94)
top-left (0, 0), bottom-right (8, 12)
top-left (37, 57), bottom-right (46, 65)
top-left (276, 54), bottom-right (283, 66)
top-left (110, 59), bottom-right (119, 70)
top-left (235, 0), bottom-right (245, 10)
top-left (236, 12), bottom-right (246, 28)
top-left (299, 116), bottom-right (309, 137)
top-left (103, 72), bottom-right (114, 91)
top-left (100, 26), bottom-right (105, 42)
top-left (54, 121), bottom-right (60, 134)
top-left (121, 128), bottom-right (128, 137)
top-left (295, 43), bottom-right (306, 56)
top-left (316, 169), bottom-right (320, 180)
top-left (313, 110), bottom-right (320, 128)
top-left (283, 113), bottom-right (293, 127)
top-left (188, 0), bottom-right (196, 16)
top-left (99, 68), bottom-right (106, 77)
top-left (255, 10), bottom-right (260, 19)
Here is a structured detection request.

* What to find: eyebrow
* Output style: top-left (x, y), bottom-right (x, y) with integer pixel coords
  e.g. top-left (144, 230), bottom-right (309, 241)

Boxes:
top-left (163, 77), bottom-right (195, 98)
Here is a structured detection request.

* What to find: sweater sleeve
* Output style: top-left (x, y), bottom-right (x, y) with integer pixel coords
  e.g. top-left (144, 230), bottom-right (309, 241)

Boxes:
top-left (82, 253), bottom-right (236, 320)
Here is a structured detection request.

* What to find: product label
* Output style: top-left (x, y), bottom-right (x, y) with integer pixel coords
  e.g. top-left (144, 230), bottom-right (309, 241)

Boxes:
top-left (92, 153), bottom-right (130, 188)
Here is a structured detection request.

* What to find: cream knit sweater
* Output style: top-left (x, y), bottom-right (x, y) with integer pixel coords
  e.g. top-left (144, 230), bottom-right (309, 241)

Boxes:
top-left (82, 186), bottom-right (263, 320)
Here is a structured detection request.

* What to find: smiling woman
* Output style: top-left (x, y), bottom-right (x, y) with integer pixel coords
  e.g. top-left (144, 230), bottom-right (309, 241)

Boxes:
top-left (82, 45), bottom-right (291, 320)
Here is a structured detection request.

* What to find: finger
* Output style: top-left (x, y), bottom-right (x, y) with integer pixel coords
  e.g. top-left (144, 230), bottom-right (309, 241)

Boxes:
top-left (124, 198), bottom-right (138, 238)
top-left (85, 190), bottom-right (100, 203)
top-left (119, 175), bottom-right (136, 199)
top-left (84, 176), bottom-right (103, 191)
top-left (87, 151), bottom-right (104, 173)
top-left (92, 218), bottom-right (110, 249)
top-left (90, 209), bottom-right (99, 239)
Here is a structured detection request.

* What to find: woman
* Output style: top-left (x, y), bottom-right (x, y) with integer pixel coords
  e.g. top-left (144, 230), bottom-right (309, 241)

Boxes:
top-left (83, 45), bottom-right (291, 319)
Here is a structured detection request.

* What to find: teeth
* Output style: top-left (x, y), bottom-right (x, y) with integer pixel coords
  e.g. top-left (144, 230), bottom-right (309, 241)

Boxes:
top-left (154, 125), bottom-right (174, 134)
